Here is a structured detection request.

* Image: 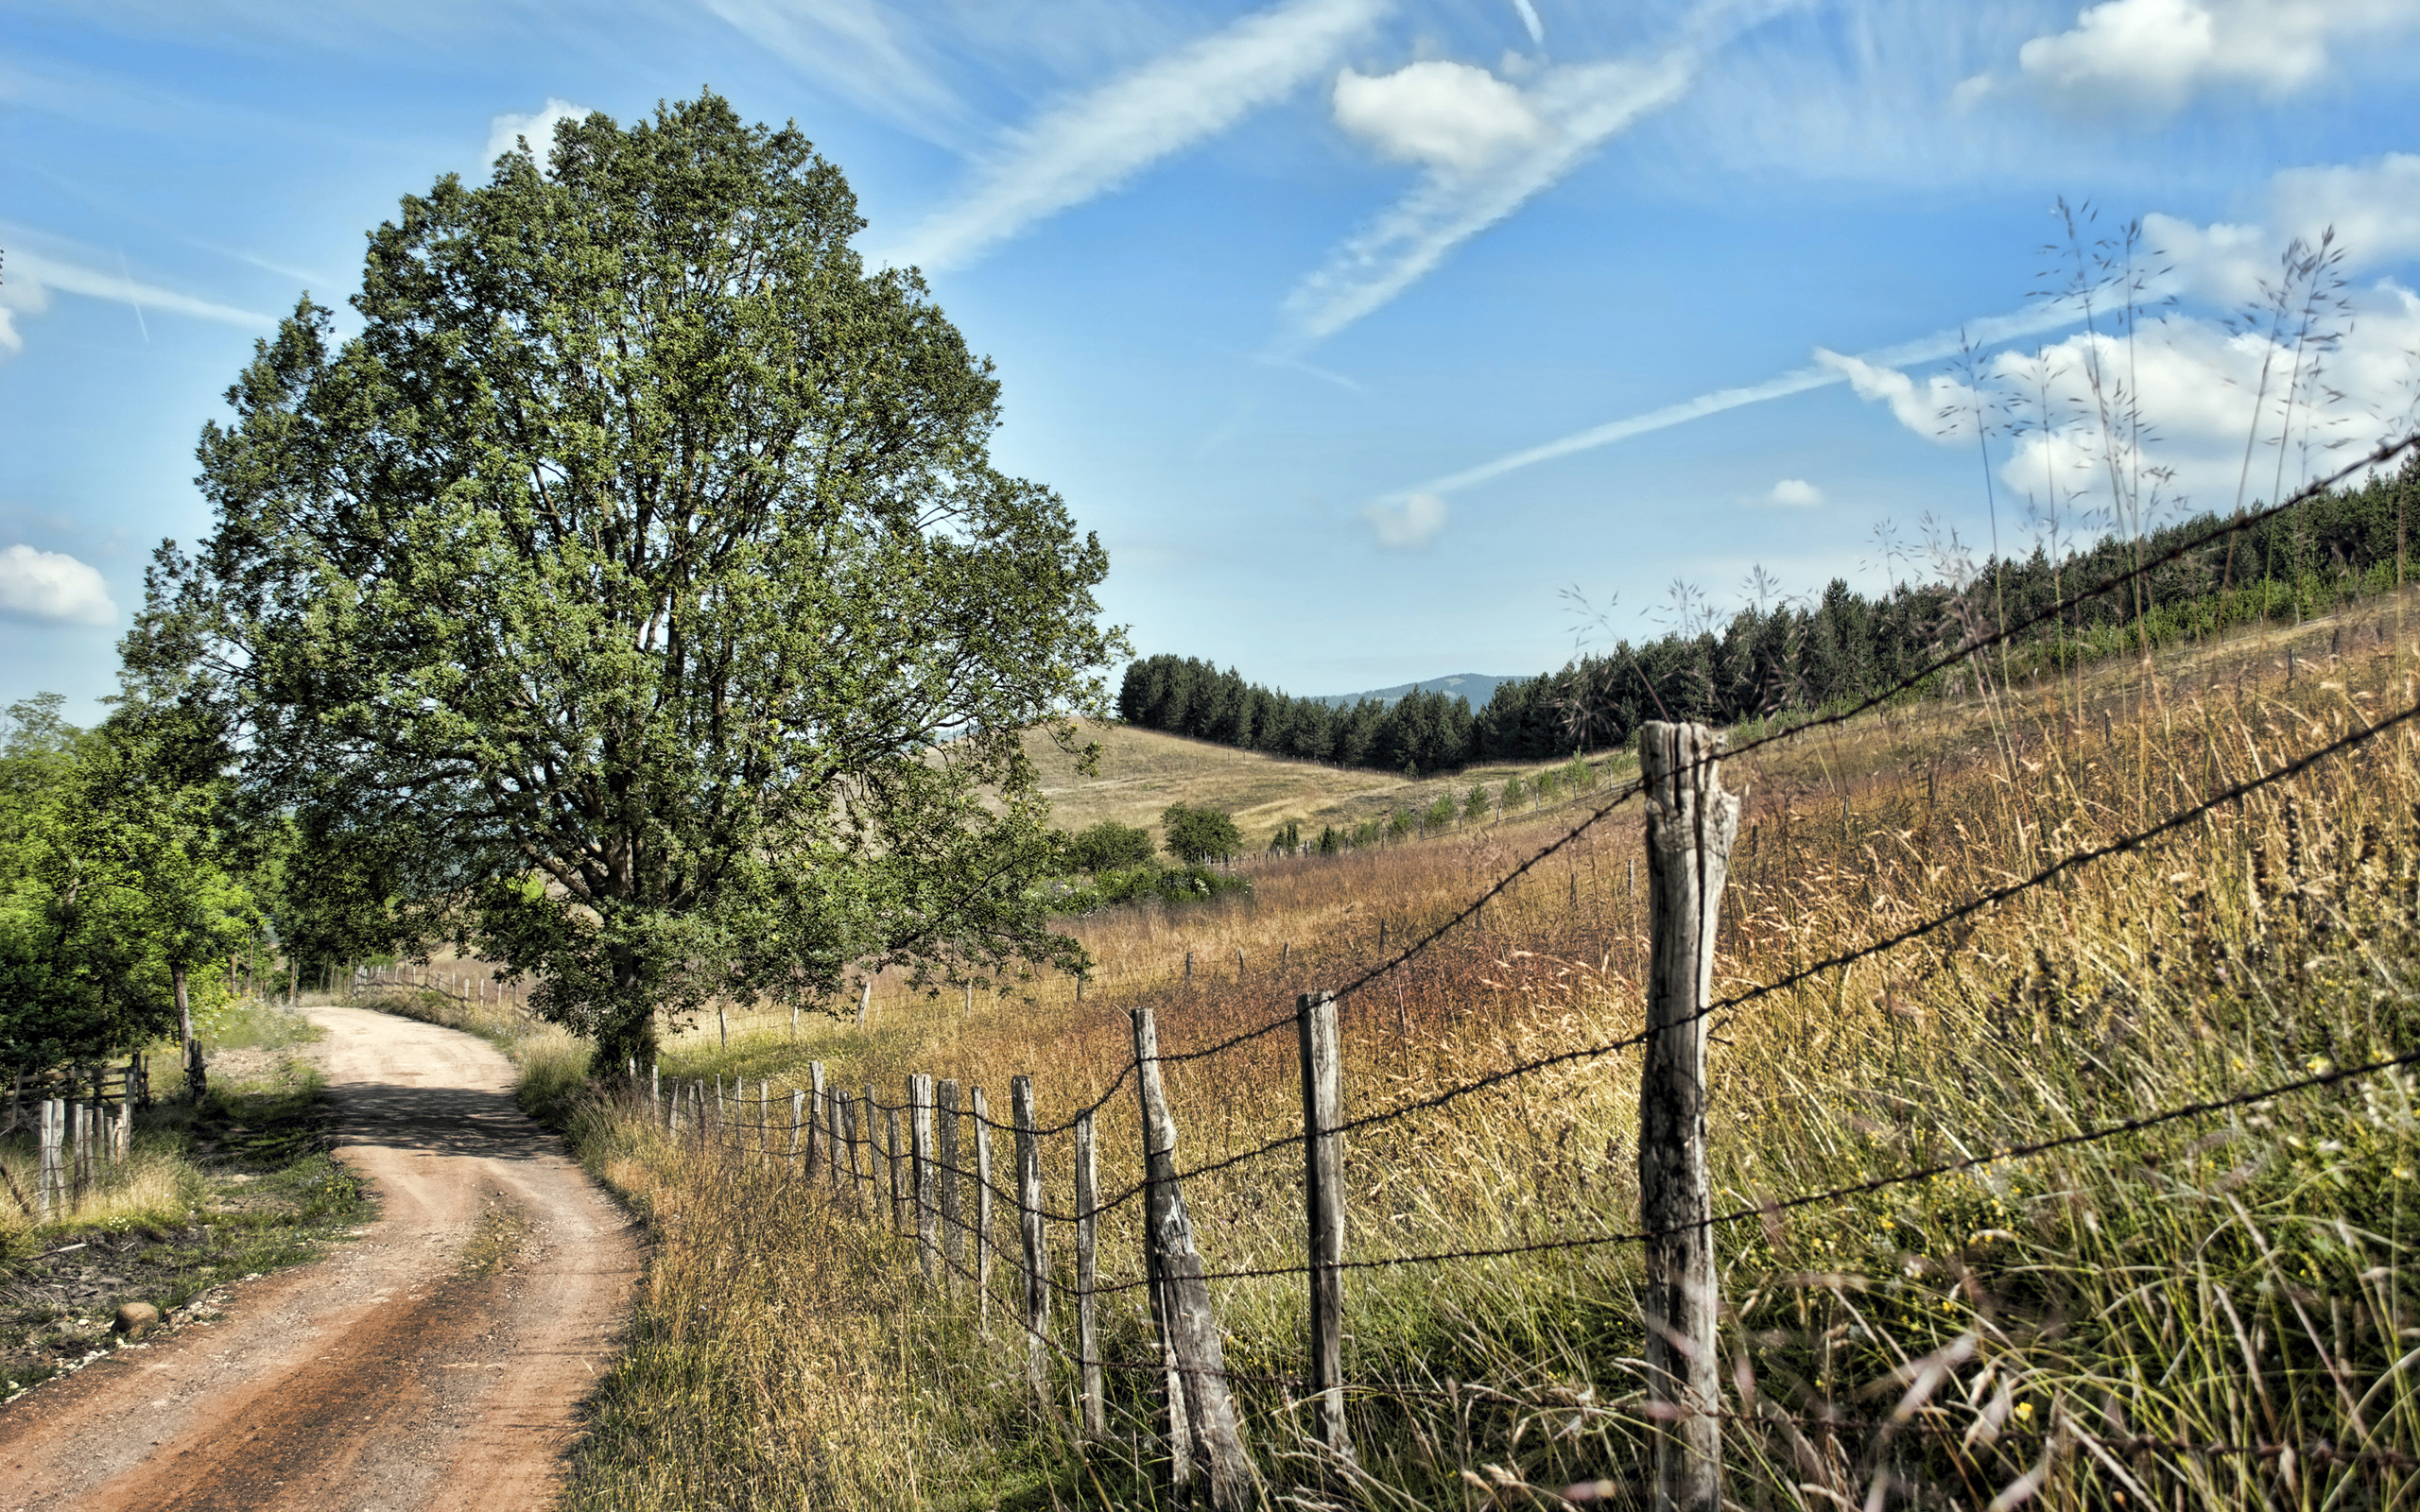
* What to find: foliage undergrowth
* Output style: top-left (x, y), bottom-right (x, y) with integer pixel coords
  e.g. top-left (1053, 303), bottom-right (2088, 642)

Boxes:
top-left (561, 602), bottom-right (2420, 1510)
top-left (0, 1005), bottom-right (370, 1397)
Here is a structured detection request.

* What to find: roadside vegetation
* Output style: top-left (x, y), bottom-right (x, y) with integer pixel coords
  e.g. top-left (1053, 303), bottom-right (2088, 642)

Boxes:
top-left (0, 998), bottom-right (369, 1399)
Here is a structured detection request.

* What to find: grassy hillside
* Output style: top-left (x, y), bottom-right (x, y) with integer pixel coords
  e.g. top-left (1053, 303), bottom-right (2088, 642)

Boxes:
top-left (1024, 719), bottom-right (1626, 849)
top-left (548, 591), bottom-right (2420, 1510)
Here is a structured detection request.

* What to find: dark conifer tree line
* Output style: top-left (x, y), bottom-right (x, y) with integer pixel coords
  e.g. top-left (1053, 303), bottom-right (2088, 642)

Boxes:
top-left (1119, 460), bottom-right (2420, 771)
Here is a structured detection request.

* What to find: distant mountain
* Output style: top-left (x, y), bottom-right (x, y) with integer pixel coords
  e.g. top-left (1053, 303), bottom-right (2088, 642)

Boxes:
top-left (1310, 673), bottom-right (1520, 711)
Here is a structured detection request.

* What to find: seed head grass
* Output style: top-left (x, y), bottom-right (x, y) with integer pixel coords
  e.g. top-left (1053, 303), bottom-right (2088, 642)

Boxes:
top-left (560, 598), bottom-right (2420, 1509)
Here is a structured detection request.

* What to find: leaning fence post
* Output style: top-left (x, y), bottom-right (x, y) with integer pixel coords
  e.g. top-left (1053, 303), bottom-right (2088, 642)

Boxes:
top-left (911, 1074), bottom-right (938, 1280)
top-left (974, 1087), bottom-right (994, 1336)
top-left (1133, 1005), bottom-right (1257, 1508)
top-left (1011, 1074), bottom-right (1051, 1411)
top-left (1638, 720), bottom-right (1739, 1512)
top-left (1298, 989), bottom-right (1353, 1462)
top-left (937, 1078), bottom-right (963, 1280)
top-left (1075, 1109), bottom-right (1105, 1439)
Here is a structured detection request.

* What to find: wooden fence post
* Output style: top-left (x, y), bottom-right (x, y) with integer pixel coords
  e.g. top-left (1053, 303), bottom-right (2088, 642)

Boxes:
top-left (791, 1088), bottom-right (807, 1174)
top-left (1012, 1074), bottom-right (1051, 1411)
top-left (837, 1092), bottom-right (857, 1207)
top-left (861, 1082), bottom-right (877, 1209)
top-left (1133, 1005), bottom-right (1257, 1508)
top-left (39, 1097), bottom-right (62, 1220)
top-left (1075, 1109), bottom-right (1105, 1439)
top-left (1298, 990), bottom-right (1352, 1462)
top-left (828, 1083), bottom-right (845, 1192)
top-left (808, 1060), bottom-right (826, 1174)
top-left (1638, 720), bottom-right (1738, 1512)
top-left (911, 1074), bottom-right (937, 1280)
top-left (938, 1078), bottom-right (962, 1280)
top-left (974, 1086), bottom-right (994, 1336)
top-left (887, 1102), bottom-right (906, 1236)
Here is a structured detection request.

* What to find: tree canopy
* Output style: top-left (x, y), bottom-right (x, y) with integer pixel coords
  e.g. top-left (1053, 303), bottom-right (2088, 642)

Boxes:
top-left (1159, 804), bottom-right (1241, 865)
top-left (0, 696), bottom-right (255, 1068)
top-left (131, 94), bottom-right (1120, 1062)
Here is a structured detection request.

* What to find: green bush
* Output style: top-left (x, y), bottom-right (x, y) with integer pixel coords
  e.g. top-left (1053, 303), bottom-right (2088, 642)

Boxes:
top-left (1160, 803), bottom-right (1242, 864)
top-left (1063, 820), bottom-right (1155, 872)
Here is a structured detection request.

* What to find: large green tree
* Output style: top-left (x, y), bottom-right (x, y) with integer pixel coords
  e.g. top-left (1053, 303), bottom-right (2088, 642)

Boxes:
top-left (131, 94), bottom-right (1120, 1063)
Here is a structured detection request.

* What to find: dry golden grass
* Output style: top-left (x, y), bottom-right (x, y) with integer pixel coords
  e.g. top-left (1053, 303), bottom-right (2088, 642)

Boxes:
top-left (1023, 718), bottom-right (1624, 847)
top-left (557, 596), bottom-right (2420, 1510)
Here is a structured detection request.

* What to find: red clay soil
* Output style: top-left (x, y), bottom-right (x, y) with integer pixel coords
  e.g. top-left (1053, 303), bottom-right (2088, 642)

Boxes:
top-left (0, 1005), bottom-right (639, 1512)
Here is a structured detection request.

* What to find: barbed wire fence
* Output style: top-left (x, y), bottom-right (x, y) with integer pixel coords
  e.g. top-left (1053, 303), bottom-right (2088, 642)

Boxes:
top-left (603, 433), bottom-right (2420, 1509)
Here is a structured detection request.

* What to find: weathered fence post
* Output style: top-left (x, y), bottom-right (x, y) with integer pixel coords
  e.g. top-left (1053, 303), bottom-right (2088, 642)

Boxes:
top-left (1075, 1109), bottom-right (1105, 1439)
top-left (1638, 720), bottom-right (1739, 1512)
top-left (1012, 1074), bottom-right (1051, 1411)
top-left (790, 1088), bottom-right (807, 1175)
top-left (808, 1062), bottom-right (828, 1173)
top-left (1133, 1005), bottom-right (1257, 1508)
top-left (887, 1102), bottom-right (907, 1236)
top-left (38, 1097), bottom-right (62, 1219)
top-left (938, 1078), bottom-right (963, 1280)
top-left (974, 1086), bottom-right (994, 1335)
top-left (861, 1082), bottom-right (877, 1209)
top-left (911, 1074), bottom-right (938, 1280)
top-left (837, 1092), bottom-right (857, 1207)
top-left (826, 1078), bottom-right (843, 1190)
top-left (1298, 989), bottom-right (1352, 1463)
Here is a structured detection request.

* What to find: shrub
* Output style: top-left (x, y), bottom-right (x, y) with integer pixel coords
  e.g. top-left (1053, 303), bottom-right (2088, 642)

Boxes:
top-left (1160, 803), bottom-right (1242, 864)
top-left (1065, 820), bottom-right (1155, 872)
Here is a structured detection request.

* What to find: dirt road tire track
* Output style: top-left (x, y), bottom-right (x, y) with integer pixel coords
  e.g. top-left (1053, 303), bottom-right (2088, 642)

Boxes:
top-left (0, 1005), bottom-right (639, 1512)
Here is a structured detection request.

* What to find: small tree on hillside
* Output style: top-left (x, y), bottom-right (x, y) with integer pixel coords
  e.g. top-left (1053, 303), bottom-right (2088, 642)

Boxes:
top-left (1463, 785), bottom-right (1489, 824)
top-left (1066, 820), bottom-right (1155, 872)
top-left (1161, 803), bottom-right (1242, 864)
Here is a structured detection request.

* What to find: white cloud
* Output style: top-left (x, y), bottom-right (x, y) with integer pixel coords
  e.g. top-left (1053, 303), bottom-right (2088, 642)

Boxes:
top-left (1282, 50), bottom-right (1694, 344)
top-left (1390, 298), bottom-right (2084, 502)
top-left (2015, 0), bottom-right (2420, 112)
top-left (1507, 0), bottom-right (1547, 46)
top-left (704, 0), bottom-right (970, 141)
top-left (484, 97), bottom-right (593, 173)
top-left (2147, 153), bottom-right (2420, 306)
top-left (1814, 348), bottom-right (1982, 439)
top-left (890, 0), bottom-right (1385, 272)
top-left (1332, 60), bottom-right (1544, 178)
top-left (1361, 491), bottom-right (1448, 548)
top-left (2270, 152), bottom-right (2420, 266)
top-left (0, 238), bottom-right (269, 335)
top-left (0, 544), bottom-right (116, 627)
top-left (1766, 478), bottom-right (1824, 507)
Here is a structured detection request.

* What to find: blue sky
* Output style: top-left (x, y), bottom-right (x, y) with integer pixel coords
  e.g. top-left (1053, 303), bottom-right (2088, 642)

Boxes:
top-left (7, 0), bottom-right (2420, 720)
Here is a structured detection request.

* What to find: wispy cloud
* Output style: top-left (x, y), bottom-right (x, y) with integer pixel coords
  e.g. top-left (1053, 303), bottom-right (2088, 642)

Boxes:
top-left (0, 234), bottom-right (271, 348)
top-left (702, 0), bottom-right (971, 142)
top-left (1391, 301), bottom-right (2084, 500)
top-left (1361, 490), bottom-right (1448, 548)
top-left (1280, 50), bottom-right (1693, 346)
top-left (887, 0), bottom-right (1386, 273)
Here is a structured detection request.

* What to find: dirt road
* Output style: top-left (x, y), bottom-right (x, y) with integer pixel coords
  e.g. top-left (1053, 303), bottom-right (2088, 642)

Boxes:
top-left (0, 1005), bottom-right (638, 1512)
